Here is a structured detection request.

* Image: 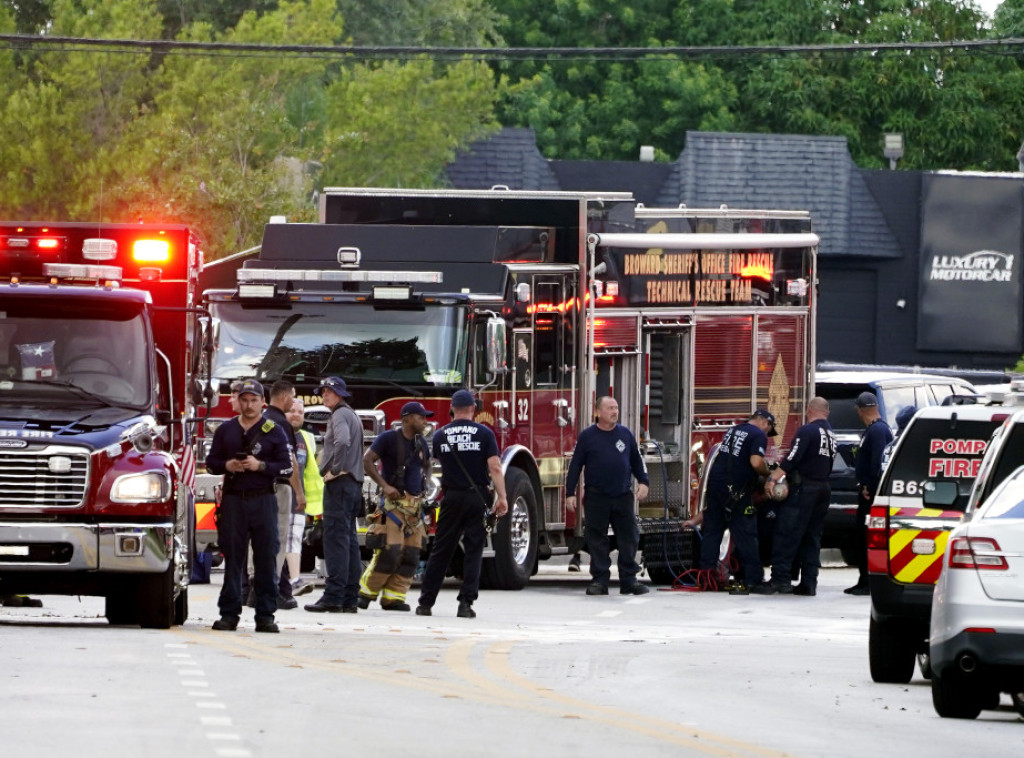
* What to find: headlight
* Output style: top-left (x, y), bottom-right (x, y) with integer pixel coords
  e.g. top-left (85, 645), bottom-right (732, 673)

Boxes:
top-left (111, 471), bottom-right (171, 503)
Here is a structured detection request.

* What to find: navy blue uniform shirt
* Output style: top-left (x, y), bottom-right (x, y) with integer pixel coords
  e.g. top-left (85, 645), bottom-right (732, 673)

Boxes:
top-left (371, 429), bottom-right (430, 496)
top-left (855, 418), bottom-right (893, 493)
top-left (708, 422), bottom-right (768, 491)
top-left (781, 418), bottom-right (837, 481)
top-left (565, 423), bottom-right (649, 498)
top-left (433, 421), bottom-right (499, 490)
top-left (262, 405), bottom-right (296, 483)
top-left (206, 416), bottom-right (292, 491)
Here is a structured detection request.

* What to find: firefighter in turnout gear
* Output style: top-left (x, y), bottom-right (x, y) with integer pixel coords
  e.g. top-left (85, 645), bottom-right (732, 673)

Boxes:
top-left (359, 402), bottom-right (434, 611)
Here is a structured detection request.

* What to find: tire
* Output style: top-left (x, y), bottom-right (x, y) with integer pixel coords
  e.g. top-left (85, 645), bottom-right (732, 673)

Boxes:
top-left (645, 565), bottom-right (677, 586)
top-left (917, 652), bottom-right (934, 681)
top-left (869, 615), bottom-right (917, 684)
top-left (1011, 692), bottom-right (1024, 717)
top-left (105, 586), bottom-right (138, 625)
top-left (840, 547), bottom-right (860, 567)
top-left (931, 671), bottom-right (982, 719)
top-left (481, 468), bottom-right (538, 590)
top-left (173, 586), bottom-right (189, 626)
top-left (137, 564), bottom-right (175, 629)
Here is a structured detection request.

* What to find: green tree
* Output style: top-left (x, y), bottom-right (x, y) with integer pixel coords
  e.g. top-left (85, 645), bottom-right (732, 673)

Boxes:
top-left (492, 0), bottom-right (738, 159)
top-left (734, 0), bottom-right (1024, 171)
top-left (321, 57), bottom-right (502, 186)
top-left (335, 0), bottom-right (504, 46)
top-left (105, 0), bottom-right (342, 253)
top-left (994, 0), bottom-right (1024, 35)
top-left (0, 0), bottom-right (162, 218)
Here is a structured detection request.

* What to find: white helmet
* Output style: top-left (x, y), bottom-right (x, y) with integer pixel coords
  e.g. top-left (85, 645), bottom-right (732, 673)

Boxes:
top-left (768, 478), bottom-right (790, 502)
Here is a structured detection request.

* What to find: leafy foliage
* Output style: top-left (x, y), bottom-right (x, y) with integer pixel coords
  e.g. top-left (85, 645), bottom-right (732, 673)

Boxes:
top-left (493, 0), bottom-right (1024, 169)
top-left (0, 0), bottom-right (505, 256)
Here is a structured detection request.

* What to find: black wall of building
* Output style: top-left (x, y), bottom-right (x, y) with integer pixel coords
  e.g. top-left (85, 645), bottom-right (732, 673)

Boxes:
top-left (817, 170), bottom-right (1024, 372)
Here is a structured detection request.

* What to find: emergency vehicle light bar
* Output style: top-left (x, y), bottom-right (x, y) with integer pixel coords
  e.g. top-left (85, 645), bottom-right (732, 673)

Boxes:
top-left (238, 268), bottom-right (443, 285)
top-left (44, 263), bottom-right (122, 282)
top-left (588, 232), bottom-right (820, 250)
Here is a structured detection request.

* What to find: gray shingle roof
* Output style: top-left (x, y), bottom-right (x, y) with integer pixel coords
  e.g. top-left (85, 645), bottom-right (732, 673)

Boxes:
top-left (446, 128), bottom-right (903, 258)
top-left (444, 127), bottom-right (560, 191)
top-left (660, 131), bottom-right (901, 258)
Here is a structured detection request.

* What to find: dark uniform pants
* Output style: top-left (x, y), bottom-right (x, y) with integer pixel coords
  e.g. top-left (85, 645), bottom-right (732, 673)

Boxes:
top-left (583, 491), bottom-right (641, 588)
top-left (853, 489), bottom-right (873, 584)
top-left (218, 492), bottom-right (279, 621)
top-left (418, 490), bottom-right (487, 609)
top-left (769, 480), bottom-right (831, 588)
top-left (322, 475), bottom-right (364, 607)
top-left (699, 486), bottom-right (762, 586)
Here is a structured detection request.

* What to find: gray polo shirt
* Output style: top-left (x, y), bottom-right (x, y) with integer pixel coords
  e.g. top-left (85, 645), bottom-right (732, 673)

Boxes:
top-left (319, 403), bottom-right (365, 483)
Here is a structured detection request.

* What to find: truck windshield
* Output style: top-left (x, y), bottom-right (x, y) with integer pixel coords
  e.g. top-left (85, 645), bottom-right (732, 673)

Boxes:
top-left (210, 301), bottom-right (467, 386)
top-left (0, 297), bottom-right (150, 407)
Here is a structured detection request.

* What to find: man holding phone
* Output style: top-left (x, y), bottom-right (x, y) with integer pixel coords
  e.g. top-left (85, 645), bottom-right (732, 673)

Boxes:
top-left (205, 379), bottom-right (292, 633)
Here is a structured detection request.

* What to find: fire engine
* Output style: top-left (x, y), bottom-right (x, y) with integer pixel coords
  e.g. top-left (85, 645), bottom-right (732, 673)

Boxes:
top-left (195, 188), bottom-right (818, 588)
top-left (0, 222), bottom-right (206, 627)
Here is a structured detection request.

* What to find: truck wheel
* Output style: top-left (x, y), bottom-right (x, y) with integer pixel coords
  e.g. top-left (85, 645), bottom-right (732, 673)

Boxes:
top-left (917, 652), bottom-right (933, 680)
top-left (174, 586), bottom-right (189, 626)
top-left (931, 671), bottom-right (981, 719)
top-left (840, 547), bottom-right (860, 567)
top-left (645, 565), bottom-right (677, 586)
top-left (1011, 692), bottom-right (1024, 717)
top-left (481, 469), bottom-right (538, 590)
top-left (105, 587), bottom-right (138, 625)
top-left (869, 615), bottom-right (916, 683)
top-left (137, 565), bottom-right (175, 629)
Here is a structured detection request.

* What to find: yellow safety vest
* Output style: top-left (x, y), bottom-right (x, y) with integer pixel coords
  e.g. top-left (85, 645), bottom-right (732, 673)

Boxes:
top-left (298, 428), bottom-right (324, 517)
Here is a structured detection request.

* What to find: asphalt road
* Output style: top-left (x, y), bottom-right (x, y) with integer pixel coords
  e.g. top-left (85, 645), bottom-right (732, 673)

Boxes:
top-left (2, 561), bottom-right (1022, 758)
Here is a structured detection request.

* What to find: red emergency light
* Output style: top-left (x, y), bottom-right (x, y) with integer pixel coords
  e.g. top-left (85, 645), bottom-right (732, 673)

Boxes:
top-left (740, 262), bottom-right (774, 279)
top-left (0, 235), bottom-right (64, 253)
top-left (133, 238), bottom-right (171, 263)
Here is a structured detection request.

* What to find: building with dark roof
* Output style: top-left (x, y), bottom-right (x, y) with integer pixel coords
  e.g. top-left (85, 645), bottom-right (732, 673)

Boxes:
top-left (445, 128), bottom-right (1024, 372)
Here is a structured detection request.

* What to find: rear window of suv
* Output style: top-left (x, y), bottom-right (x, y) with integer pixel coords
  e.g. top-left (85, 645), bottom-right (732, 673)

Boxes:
top-left (880, 418), bottom-right (1002, 511)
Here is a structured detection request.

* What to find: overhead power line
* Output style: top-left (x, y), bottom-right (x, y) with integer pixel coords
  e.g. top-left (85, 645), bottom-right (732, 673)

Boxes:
top-left (2, 33), bottom-right (1024, 62)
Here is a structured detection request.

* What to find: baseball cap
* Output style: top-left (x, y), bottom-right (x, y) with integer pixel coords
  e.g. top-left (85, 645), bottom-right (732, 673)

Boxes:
top-left (237, 379), bottom-right (264, 398)
top-left (854, 391), bottom-right (879, 408)
top-left (315, 376), bottom-right (351, 399)
top-left (400, 401), bottom-right (434, 418)
top-left (895, 404), bottom-right (917, 431)
top-left (450, 389), bottom-right (476, 408)
top-left (750, 408), bottom-right (778, 436)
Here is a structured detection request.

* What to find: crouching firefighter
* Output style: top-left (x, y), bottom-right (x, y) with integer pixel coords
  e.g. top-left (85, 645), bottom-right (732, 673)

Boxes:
top-left (359, 402), bottom-right (434, 611)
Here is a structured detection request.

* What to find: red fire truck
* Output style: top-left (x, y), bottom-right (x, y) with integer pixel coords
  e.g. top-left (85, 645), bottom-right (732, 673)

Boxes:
top-left (195, 189), bottom-right (817, 588)
top-left (0, 222), bottom-right (206, 627)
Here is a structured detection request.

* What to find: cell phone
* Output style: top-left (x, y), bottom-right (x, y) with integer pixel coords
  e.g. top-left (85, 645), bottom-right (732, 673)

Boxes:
top-left (234, 452), bottom-right (249, 460)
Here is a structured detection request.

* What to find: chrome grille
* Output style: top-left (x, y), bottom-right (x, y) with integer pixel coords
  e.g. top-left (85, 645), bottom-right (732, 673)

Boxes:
top-left (0, 447), bottom-right (91, 508)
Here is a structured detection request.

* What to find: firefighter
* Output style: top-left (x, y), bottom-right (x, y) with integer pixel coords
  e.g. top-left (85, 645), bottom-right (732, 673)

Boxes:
top-left (565, 396), bottom-right (651, 596)
top-left (846, 392), bottom-right (892, 595)
top-left (756, 397), bottom-right (836, 596)
top-left (698, 409), bottom-right (776, 593)
top-left (205, 379), bottom-right (293, 633)
top-left (417, 390), bottom-right (508, 618)
top-left (359, 401), bottom-right (433, 611)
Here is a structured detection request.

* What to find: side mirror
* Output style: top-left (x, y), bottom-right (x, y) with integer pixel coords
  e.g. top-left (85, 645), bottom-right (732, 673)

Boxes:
top-left (486, 317), bottom-right (508, 375)
top-left (922, 480), bottom-right (959, 508)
